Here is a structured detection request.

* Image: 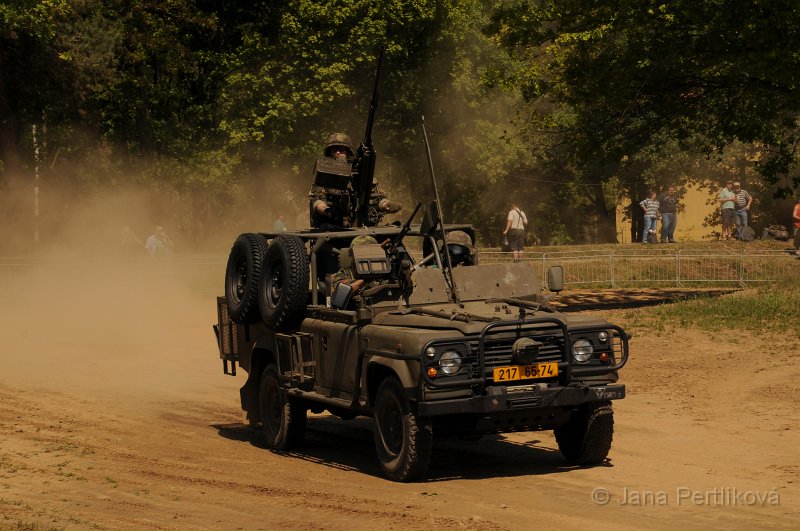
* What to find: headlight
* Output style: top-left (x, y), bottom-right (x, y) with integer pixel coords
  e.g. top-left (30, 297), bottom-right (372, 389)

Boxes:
top-left (439, 351), bottom-right (462, 375)
top-left (597, 331), bottom-right (609, 343)
top-left (572, 339), bottom-right (594, 363)
top-left (425, 347), bottom-right (436, 359)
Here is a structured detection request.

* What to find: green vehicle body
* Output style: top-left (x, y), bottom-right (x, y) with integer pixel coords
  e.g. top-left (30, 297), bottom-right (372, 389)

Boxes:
top-left (214, 224), bottom-right (629, 481)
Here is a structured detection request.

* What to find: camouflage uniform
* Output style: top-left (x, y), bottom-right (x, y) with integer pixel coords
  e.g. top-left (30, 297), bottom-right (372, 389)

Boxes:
top-left (309, 133), bottom-right (402, 229)
top-left (309, 133), bottom-right (355, 229)
top-left (367, 182), bottom-right (403, 225)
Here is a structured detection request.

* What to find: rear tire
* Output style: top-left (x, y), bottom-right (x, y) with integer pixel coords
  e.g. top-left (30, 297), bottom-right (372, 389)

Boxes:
top-left (259, 364), bottom-right (306, 450)
top-left (225, 233), bottom-right (268, 323)
top-left (373, 377), bottom-right (432, 482)
top-left (555, 400), bottom-right (613, 465)
top-left (259, 235), bottom-right (309, 331)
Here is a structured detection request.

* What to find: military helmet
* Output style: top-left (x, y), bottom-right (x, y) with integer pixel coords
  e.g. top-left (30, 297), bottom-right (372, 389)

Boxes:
top-left (324, 133), bottom-right (355, 158)
top-left (445, 230), bottom-right (475, 265)
top-left (446, 230), bottom-right (474, 253)
top-left (351, 234), bottom-right (378, 246)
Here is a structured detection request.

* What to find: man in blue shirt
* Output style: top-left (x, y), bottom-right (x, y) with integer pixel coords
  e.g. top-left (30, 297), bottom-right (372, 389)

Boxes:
top-left (732, 182), bottom-right (752, 239)
top-left (639, 191), bottom-right (659, 243)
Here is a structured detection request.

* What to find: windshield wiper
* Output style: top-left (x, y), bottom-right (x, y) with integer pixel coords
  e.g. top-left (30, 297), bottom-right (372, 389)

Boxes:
top-left (394, 307), bottom-right (499, 323)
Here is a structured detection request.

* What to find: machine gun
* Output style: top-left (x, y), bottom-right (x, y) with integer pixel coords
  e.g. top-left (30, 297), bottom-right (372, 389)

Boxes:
top-left (382, 201), bottom-right (423, 301)
top-left (382, 201), bottom-right (422, 256)
top-left (330, 201), bottom-right (421, 310)
top-left (352, 48), bottom-right (385, 227)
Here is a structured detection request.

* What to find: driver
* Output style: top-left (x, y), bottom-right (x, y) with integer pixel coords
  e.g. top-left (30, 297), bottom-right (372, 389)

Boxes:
top-left (444, 230), bottom-right (477, 267)
top-left (412, 230), bottom-right (477, 271)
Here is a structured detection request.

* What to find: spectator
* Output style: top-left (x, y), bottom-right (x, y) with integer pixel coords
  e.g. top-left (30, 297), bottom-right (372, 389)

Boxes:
top-left (793, 197), bottom-right (800, 256)
top-left (639, 191), bottom-right (659, 243)
top-left (273, 214), bottom-right (288, 232)
top-left (717, 180), bottom-right (736, 240)
top-left (145, 226), bottom-right (174, 257)
top-left (732, 182), bottom-right (753, 239)
top-left (502, 201), bottom-right (527, 259)
top-left (657, 185), bottom-right (679, 243)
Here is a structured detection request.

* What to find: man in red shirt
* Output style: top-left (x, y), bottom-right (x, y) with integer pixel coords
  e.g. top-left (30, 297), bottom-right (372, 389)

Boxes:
top-left (793, 197), bottom-right (800, 256)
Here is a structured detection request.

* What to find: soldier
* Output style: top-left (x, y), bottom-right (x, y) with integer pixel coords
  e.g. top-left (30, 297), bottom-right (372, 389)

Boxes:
top-left (444, 230), bottom-right (477, 266)
top-left (309, 133), bottom-right (355, 229)
top-left (309, 133), bottom-right (402, 229)
top-left (415, 230), bottom-right (477, 270)
top-left (329, 234), bottom-right (383, 308)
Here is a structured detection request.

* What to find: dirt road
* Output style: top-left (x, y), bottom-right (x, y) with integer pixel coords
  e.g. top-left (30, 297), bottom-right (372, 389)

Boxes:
top-left (1, 260), bottom-right (798, 529)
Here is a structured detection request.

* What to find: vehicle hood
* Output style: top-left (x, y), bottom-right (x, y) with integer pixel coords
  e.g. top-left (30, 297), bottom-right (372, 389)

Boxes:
top-left (372, 300), bottom-right (605, 335)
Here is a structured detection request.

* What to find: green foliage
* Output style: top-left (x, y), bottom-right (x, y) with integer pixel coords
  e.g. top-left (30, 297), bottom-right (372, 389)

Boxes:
top-left (0, 0), bottom-right (71, 38)
top-left (488, 0), bottom-right (800, 193)
top-left (4, 0), bottom-right (800, 251)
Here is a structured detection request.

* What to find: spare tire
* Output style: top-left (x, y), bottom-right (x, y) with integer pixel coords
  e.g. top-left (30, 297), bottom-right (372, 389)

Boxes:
top-left (225, 233), bottom-right (268, 324)
top-left (259, 234), bottom-right (309, 331)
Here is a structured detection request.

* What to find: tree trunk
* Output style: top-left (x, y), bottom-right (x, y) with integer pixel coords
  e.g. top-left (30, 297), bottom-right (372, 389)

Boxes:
top-left (590, 179), bottom-right (617, 243)
top-left (0, 39), bottom-right (21, 177)
top-left (629, 187), bottom-right (641, 244)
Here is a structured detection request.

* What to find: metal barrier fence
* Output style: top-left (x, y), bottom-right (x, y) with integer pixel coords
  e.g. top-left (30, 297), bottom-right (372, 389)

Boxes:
top-left (2, 249), bottom-right (797, 291)
top-left (477, 249), bottom-right (800, 289)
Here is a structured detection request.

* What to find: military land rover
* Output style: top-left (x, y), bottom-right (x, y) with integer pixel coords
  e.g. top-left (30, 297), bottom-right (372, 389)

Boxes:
top-left (212, 52), bottom-right (629, 482)
top-left (214, 216), bottom-right (629, 481)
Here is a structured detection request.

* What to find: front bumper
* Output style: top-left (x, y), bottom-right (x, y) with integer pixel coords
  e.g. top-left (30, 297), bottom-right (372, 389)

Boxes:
top-left (417, 383), bottom-right (625, 417)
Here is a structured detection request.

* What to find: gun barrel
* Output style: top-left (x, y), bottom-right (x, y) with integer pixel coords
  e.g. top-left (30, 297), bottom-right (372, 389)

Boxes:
top-left (361, 47), bottom-right (384, 147)
top-left (354, 48), bottom-right (385, 227)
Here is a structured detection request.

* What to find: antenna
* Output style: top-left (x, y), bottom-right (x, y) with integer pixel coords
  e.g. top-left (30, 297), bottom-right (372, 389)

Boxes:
top-left (421, 116), bottom-right (458, 303)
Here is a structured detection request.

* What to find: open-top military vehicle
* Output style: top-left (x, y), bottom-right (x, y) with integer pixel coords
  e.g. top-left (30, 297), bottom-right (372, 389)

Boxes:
top-left (215, 218), bottom-right (629, 481)
top-left (213, 52), bottom-right (629, 481)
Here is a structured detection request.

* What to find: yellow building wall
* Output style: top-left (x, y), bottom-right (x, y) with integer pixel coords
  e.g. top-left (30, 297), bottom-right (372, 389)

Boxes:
top-left (616, 183), bottom-right (716, 243)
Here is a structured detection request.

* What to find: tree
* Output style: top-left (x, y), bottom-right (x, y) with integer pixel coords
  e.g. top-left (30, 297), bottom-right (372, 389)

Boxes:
top-left (0, 0), bottom-right (71, 177)
top-left (487, 0), bottom-right (800, 240)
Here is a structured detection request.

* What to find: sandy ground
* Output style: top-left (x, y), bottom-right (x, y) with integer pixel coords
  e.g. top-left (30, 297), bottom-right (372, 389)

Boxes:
top-left (1, 259), bottom-right (798, 530)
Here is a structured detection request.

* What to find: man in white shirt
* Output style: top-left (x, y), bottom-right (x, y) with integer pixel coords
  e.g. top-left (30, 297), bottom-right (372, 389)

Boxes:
top-left (717, 180), bottom-right (736, 240)
top-left (502, 201), bottom-right (528, 260)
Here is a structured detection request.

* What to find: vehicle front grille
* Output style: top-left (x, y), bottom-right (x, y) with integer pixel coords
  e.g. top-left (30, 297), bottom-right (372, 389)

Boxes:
top-left (467, 325), bottom-right (565, 380)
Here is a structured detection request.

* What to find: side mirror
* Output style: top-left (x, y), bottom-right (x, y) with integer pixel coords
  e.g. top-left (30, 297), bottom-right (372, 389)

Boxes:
top-left (331, 282), bottom-right (354, 309)
top-left (547, 266), bottom-right (564, 293)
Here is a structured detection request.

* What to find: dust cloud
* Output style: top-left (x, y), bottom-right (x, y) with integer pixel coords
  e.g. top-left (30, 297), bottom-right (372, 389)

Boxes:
top-left (0, 257), bottom-right (234, 400)
top-left (0, 186), bottom-right (243, 402)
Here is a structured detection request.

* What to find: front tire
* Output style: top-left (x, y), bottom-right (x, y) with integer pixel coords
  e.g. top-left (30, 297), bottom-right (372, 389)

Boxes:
top-left (372, 377), bottom-right (432, 482)
top-left (555, 400), bottom-right (614, 465)
top-left (259, 364), bottom-right (306, 451)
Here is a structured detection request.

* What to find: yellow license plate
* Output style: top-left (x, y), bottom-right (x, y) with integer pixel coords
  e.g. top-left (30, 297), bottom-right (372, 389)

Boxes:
top-left (493, 362), bottom-right (559, 382)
